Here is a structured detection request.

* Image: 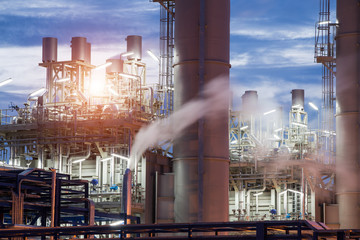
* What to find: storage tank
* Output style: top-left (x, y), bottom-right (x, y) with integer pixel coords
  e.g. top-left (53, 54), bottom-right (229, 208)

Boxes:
top-left (126, 35), bottom-right (142, 61)
top-left (291, 89), bottom-right (304, 108)
top-left (71, 37), bottom-right (87, 61)
top-left (42, 37), bottom-right (57, 62)
top-left (173, 0), bottom-right (230, 223)
top-left (336, 0), bottom-right (360, 229)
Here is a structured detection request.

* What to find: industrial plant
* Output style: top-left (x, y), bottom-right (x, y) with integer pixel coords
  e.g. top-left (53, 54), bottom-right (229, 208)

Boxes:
top-left (0, 0), bottom-right (359, 238)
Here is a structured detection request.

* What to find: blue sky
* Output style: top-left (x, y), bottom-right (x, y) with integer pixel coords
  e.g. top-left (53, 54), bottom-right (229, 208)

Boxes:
top-left (0, 0), bottom-right (336, 128)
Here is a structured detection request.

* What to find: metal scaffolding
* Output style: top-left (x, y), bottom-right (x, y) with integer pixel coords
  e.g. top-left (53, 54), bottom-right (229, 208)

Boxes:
top-left (151, 0), bottom-right (175, 116)
top-left (314, 0), bottom-right (336, 164)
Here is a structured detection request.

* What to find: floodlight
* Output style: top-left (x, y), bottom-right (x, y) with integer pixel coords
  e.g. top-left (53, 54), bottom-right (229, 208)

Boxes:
top-left (308, 102), bottom-right (319, 111)
top-left (73, 159), bottom-right (86, 164)
top-left (0, 78), bottom-right (12, 87)
top-left (54, 77), bottom-right (70, 83)
top-left (111, 153), bottom-right (130, 161)
top-left (29, 88), bottom-right (47, 97)
top-left (147, 50), bottom-right (160, 63)
top-left (119, 73), bottom-right (138, 80)
top-left (263, 109), bottom-right (276, 116)
top-left (94, 62), bottom-right (112, 70)
top-left (110, 220), bottom-right (124, 226)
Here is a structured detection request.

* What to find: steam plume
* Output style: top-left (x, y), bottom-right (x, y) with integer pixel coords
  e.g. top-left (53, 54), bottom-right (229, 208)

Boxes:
top-left (128, 77), bottom-right (230, 170)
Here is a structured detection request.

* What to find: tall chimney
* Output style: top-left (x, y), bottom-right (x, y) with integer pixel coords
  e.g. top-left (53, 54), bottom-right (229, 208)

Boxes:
top-left (173, 0), bottom-right (230, 222)
top-left (336, 0), bottom-right (360, 229)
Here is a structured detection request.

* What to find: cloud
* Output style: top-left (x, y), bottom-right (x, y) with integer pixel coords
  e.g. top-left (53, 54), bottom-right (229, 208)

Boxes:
top-left (0, 0), bottom-right (158, 19)
top-left (231, 44), bottom-right (317, 68)
top-left (230, 16), bottom-right (314, 41)
top-left (232, 26), bottom-right (313, 40)
top-left (0, 0), bottom-right (159, 46)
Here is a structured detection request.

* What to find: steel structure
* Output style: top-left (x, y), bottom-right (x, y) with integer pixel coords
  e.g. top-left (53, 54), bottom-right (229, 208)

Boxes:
top-left (0, 35), bottom-right (172, 225)
top-left (151, 0), bottom-right (175, 116)
top-left (0, 220), bottom-right (356, 239)
top-left (0, 168), bottom-right (124, 227)
top-left (314, 0), bottom-right (336, 164)
top-left (228, 90), bottom-right (336, 225)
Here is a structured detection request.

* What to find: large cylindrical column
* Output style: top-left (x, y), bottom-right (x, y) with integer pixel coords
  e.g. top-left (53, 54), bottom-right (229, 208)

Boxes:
top-left (173, 0), bottom-right (230, 223)
top-left (336, 0), bottom-right (360, 229)
top-left (291, 89), bottom-right (304, 108)
top-left (42, 37), bottom-right (57, 63)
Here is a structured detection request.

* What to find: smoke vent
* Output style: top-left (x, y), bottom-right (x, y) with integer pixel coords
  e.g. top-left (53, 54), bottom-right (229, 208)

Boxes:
top-left (126, 35), bottom-right (142, 61)
top-left (242, 90), bottom-right (258, 114)
top-left (106, 59), bottom-right (123, 74)
top-left (71, 37), bottom-right (87, 62)
top-left (291, 89), bottom-right (304, 108)
top-left (42, 37), bottom-right (57, 63)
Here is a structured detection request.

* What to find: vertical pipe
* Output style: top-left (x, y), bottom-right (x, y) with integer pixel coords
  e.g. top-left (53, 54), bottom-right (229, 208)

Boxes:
top-left (336, 0), bottom-right (360, 229)
top-left (197, 0), bottom-right (205, 223)
top-left (173, 0), bottom-right (230, 223)
top-left (50, 169), bottom-right (56, 228)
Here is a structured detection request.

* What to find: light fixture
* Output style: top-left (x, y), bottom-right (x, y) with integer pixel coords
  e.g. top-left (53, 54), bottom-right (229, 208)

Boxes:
top-left (240, 126), bottom-right (248, 130)
top-left (273, 134), bottom-right (280, 140)
top-left (0, 78), bottom-right (12, 87)
top-left (292, 122), bottom-right (307, 128)
top-left (231, 139), bottom-right (238, 144)
top-left (54, 77), bottom-right (70, 83)
top-left (110, 220), bottom-right (124, 226)
top-left (147, 50), bottom-right (160, 63)
top-left (308, 102), bottom-right (319, 111)
top-left (29, 88), bottom-right (47, 97)
top-left (121, 51), bottom-right (134, 58)
top-left (94, 62), bottom-right (112, 70)
top-left (274, 128), bottom-right (283, 132)
top-left (111, 153), bottom-right (130, 161)
top-left (108, 87), bottom-right (119, 96)
top-left (118, 73), bottom-right (138, 80)
top-left (101, 157), bottom-right (112, 162)
top-left (318, 20), bottom-right (330, 25)
top-left (73, 159), bottom-right (86, 164)
top-left (263, 109), bottom-right (276, 116)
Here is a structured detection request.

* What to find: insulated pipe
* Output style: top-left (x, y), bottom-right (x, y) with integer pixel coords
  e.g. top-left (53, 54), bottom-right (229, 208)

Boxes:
top-left (121, 168), bottom-right (132, 223)
top-left (246, 185), bottom-right (266, 217)
top-left (173, 0), bottom-right (230, 223)
top-left (336, 0), bottom-right (360, 229)
top-left (68, 145), bottom-right (91, 176)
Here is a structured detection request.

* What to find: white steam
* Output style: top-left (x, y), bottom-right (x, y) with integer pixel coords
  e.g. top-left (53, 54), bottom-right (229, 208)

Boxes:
top-left (128, 77), bottom-right (230, 170)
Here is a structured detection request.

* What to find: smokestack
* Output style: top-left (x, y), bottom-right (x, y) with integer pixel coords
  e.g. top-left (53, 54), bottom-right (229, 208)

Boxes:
top-left (71, 37), bottom-right (87, 62)
top-left (291, 89), bottom-right (304, 109)
top-left (126, 35), bottom-right (142, 61)
top-left (42, 37), bottom-right (57, 63)
top-left (173, 0), bottom-right (230, 223)
top-left (336, 0), bottom-right (360, 229)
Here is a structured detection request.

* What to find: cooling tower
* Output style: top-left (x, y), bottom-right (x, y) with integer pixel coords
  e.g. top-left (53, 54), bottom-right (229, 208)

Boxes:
top-left (173, 0), bottom-right (230, 222)
top-left (336, 0), bottom-right (360, 229)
